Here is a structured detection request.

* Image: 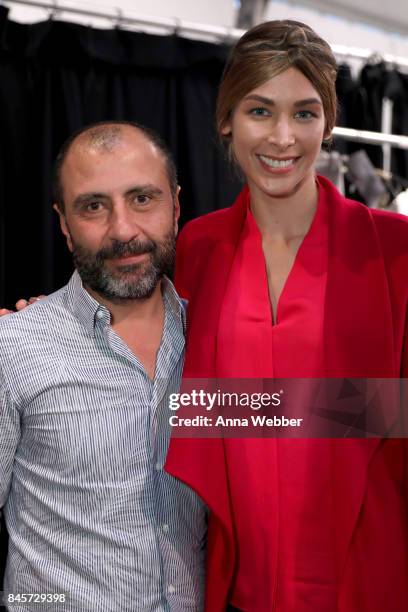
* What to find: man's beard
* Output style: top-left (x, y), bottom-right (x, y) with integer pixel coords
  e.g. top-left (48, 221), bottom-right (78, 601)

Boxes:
top-left (72, 232), bottom-right (176, 301)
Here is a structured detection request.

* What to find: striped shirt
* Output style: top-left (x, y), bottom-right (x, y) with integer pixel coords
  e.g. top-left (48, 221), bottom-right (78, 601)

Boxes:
top-left (0, 271), bottom-right (206, 611)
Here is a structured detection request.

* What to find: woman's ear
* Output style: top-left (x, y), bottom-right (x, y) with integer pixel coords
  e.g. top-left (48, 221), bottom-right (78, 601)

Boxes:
top-left (323, 124), bottom-right (332, 143)
top-left (221, 122), bottom-right (232, 136)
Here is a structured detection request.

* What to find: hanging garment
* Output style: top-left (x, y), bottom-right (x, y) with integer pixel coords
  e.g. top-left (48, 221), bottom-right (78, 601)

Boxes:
top-left (315, 151), bottom-right (345, 194)
top-left (346, 149), bottom-right (387, 207)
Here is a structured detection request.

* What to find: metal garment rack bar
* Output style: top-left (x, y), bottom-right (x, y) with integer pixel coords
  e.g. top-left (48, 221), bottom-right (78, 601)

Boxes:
top-left (333, 127), bottom-right (408, 150)
top-left (3, 0), bottom-right (408, 69)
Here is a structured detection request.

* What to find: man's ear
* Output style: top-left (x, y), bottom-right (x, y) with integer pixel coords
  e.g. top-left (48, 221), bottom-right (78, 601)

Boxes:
top-left (173, 186), bottom-right (181, 236)
top-left (53, 204), bottom-right (73, 252)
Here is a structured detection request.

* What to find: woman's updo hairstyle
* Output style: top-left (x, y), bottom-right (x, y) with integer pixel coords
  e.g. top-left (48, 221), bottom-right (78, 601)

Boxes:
top-left (216, 20), bottom-right (338, 146)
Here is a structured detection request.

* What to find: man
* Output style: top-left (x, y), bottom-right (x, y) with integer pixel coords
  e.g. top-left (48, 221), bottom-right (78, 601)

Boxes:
top-left (0, 121), bottom-right (206, 611)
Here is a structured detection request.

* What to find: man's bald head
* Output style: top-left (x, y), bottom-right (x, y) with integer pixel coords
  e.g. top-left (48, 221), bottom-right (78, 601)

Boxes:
top-left (81, 124), bottom-right (124, 152)
top-left (52, 121), bottom-right (178, 213)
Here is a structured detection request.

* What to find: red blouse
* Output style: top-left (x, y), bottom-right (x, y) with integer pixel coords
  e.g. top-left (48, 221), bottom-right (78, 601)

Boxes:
top-left (216, 194), bottom-right (337, 611)
top-left (165, 177), bottom-right (408, 612)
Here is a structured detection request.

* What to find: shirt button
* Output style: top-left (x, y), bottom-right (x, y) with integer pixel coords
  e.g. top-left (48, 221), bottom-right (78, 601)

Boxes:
top-left (162, 524), bottom-right (169, 533)
top-left (167, 585), bottom-right (175, 594)
top-left (96, 310), bottom-right (104, 319)
top-left (155, 462), bottom-right (161, 471)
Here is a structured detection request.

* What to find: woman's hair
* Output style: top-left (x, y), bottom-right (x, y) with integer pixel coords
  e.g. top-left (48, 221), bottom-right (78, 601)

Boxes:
top-left (216, 20), bottom-right (338, 145)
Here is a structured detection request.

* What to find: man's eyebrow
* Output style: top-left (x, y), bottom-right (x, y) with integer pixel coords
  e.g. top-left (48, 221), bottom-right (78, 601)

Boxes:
top-left (242, 94), bottom-right (322, 107)
top-left (125, 185), bottom-right (164, 197)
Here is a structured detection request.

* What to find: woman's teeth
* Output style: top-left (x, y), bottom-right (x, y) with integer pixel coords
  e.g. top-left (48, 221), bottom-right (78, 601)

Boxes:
top-left (259, 156), bottom-right (295, 168)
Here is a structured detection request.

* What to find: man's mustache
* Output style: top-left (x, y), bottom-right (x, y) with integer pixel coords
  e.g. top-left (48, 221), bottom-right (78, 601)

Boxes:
top-left (96, 239), bottom-right (156, 261)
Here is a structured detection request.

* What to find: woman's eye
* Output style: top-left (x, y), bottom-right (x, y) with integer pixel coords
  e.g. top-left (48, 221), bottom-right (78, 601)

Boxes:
top-left (249, 107), bottom-right (270, 117)
top-left (295, 110), bottom-right (315, 120)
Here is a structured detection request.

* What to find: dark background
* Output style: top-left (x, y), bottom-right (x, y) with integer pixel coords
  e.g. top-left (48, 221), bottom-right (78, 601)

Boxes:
top-left (1, 6), bottom-right (408, 603)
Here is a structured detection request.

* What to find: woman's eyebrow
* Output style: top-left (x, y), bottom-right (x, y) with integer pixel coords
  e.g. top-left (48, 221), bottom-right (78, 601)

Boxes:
top-left (293, 98), bottom-right (322, 107)
top-left (242, 95), bottom-right (322, 107)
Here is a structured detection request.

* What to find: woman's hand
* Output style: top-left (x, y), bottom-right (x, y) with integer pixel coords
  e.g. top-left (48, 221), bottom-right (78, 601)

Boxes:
top-left (0, 296), bottom-right (46, 316)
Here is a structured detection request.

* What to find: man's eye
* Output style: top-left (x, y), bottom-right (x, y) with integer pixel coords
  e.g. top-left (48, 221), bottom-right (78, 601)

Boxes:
top-left (85, 202), bottom-right (104, 212)
top-left (134, 194), bottom-right (151, 205)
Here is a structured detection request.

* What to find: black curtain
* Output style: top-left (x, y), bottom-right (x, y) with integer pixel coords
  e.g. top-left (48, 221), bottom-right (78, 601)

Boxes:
top-left (0, 6), bottom-right (241, 307)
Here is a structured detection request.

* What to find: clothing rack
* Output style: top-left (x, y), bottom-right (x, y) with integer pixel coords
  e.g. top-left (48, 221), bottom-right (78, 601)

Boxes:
top-left (3, 0), bottom-right (408, 70)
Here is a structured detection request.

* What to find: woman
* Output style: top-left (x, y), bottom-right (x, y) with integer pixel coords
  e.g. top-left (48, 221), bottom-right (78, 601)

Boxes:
top-left (165, 20), bottom-right (408, 612)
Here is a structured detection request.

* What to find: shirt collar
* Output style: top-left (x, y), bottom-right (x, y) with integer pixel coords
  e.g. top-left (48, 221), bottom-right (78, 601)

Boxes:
top-left (66, 270), bottom-right (186, 337)
top-left (162, 276), bottom-right (187, 335)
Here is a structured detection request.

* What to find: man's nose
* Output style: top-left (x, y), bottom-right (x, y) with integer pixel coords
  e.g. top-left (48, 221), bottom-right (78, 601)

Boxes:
top-left (109, 201), bottom-right (142, 243)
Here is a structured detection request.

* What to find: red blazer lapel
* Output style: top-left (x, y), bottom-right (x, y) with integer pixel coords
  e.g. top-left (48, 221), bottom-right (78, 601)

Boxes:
top-left (320, 176), bottom-right (396, 577)
top-left (176, 187), bottom-right (248, 378)
top-left (322, 175), bottom-right (395, 378)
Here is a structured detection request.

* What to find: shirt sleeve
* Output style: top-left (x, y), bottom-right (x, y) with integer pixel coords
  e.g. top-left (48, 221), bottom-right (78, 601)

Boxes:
top-left (0, 367), bottom-right (21, 511)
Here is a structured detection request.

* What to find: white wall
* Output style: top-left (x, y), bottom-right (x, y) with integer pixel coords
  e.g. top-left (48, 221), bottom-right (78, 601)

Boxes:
top-left (7, 0), bottom-right (237, 29)
top-left (265, 1), bottom-right (408, 67)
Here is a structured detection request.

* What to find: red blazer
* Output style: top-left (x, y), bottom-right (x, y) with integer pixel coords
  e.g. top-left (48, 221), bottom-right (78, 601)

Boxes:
top-left (166, 177), bottom-right (408, 611)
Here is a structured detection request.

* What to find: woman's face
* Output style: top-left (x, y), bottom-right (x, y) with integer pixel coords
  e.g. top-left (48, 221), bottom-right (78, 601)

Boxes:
top-left (222, 67), bottom-right (327, 202)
